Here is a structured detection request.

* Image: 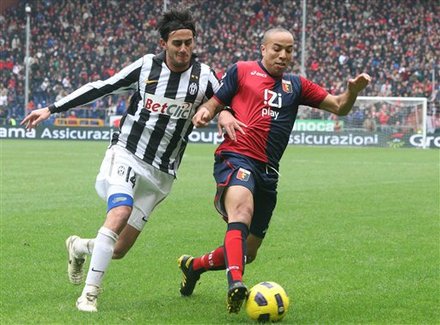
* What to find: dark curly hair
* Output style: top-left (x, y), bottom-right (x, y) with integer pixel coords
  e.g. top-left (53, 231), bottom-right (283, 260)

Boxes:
top-left (157, 9), bottom-right (196, 41)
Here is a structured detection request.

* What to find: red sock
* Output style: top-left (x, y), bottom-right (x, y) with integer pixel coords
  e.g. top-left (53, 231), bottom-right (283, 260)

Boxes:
top-left (224, 222), bottom-right (249, 285)
top-left (192, 246), bottom-right (225, 272)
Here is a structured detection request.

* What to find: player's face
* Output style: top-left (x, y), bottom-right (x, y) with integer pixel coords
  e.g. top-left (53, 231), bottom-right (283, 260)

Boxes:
top-left (261, 32), bottom-right (294, 77)
top-left (161, 29), bottom-right (194, 72)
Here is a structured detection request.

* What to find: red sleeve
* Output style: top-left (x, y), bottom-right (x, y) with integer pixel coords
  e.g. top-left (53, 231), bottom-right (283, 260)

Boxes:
top-left (299, 76), bottom-right (328, 107)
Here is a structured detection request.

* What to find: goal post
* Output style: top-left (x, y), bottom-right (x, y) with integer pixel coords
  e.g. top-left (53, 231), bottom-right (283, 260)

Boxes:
top-left (294, 96), bottom-right (432, 149)
top-left (356, 96), bottom-right (428, 149)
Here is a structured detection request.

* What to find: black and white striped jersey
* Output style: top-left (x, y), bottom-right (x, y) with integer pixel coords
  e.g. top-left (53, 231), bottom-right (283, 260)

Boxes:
top-left (51, 52), bottom-right (220, 176)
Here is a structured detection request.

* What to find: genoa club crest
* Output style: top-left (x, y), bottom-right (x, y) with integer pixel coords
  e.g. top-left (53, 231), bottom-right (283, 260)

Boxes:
top-left (236, 168), bottom-right (251, 182)
top-left (282, 79), bottom-right (292, 93)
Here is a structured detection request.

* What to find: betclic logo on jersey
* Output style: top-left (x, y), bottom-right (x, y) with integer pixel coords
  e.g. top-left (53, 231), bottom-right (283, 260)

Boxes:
top-left (144, 94), bottom-right (193, 119)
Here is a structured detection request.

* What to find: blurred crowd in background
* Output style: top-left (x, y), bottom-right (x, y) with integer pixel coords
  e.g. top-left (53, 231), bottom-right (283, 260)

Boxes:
top-left (0, 0), bottom-right (438, 132)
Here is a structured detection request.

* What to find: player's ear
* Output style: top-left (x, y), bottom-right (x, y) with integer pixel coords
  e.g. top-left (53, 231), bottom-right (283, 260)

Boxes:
top-left (260, 44), bottom-right (266, 56)
top-left (159, 38), bottom-right (167, 49)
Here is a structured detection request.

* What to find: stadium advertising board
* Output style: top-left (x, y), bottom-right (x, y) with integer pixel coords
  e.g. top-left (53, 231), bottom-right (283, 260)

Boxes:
top-left (1, 126), bottom-right (438, 148)
top-left (0, 126), bottom-right (114, 141)
top-left (293, 119), bottom-right (342, 132)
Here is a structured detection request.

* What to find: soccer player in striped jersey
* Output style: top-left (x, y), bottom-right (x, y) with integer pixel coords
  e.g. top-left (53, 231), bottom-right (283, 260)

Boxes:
top-left (178, 27), bottom-right (371, 314)
top-left (22, 9), bottom-right (222, 312)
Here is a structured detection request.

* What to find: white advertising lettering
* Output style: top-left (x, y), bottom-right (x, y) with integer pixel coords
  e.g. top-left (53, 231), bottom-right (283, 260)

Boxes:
top-left (261, 108), bottom-right (279, 119)
top-left (262, 89), bottom-right (282, 120)
top-left (0, 127), bottom-right (36, 139)
top-left (409, 134), bottom-right (440, 148)
top-left (188, 130), bottom-right (224, 144)
top-left (264, 89), bottom-right (282, 108)
top-left (289, 133), bottom-right (379, 146)
top-left (40, 128), bottom-right (112, 140)
top-left (144, 95), bottom-right (193, 119)
top-left (250, 70), bottom-right (267, 78)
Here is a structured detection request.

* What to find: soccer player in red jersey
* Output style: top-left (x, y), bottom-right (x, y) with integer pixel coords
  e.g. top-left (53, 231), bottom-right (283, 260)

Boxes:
top-left (178, 27), bottom-right (371, 313)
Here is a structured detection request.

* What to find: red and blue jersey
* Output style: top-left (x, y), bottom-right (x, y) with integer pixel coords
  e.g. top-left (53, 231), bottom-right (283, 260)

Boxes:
top-left (214, 61), bottom-right (328, 169)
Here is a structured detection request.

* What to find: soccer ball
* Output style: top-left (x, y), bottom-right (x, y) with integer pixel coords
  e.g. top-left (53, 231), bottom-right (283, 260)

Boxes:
top-left (245, 281), bottom-right (290, 322)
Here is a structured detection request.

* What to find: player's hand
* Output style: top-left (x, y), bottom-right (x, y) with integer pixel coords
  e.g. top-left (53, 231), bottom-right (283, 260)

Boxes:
top-left (217, 110), bottom-right (247, 141)
top-left (20, 107), bottom-right (51, 129)
top-left (348, 73), bottom-right (371, 94)
top-left (192, 106), bottom-right (213, 127)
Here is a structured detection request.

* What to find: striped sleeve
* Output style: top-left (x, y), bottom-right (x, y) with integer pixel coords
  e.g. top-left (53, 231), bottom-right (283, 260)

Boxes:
top-left (202, 68), bottom-right (220, 102)
top-left (52, 57), bottom-right (144, 113)
top-left (213, 63), bottom-right (238, 106)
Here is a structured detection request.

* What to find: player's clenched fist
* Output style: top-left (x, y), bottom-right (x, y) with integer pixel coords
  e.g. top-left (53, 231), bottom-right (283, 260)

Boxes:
top-left (348, 73), bottom-right (371, 93)
top-left (192, 106), bottom-right (212, 127)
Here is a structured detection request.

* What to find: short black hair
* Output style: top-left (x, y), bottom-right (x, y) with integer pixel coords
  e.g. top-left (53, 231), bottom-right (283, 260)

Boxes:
top-left (157, 9), bottom-right (196, 41)
top-left (262, 27), bottom-right (293, 45)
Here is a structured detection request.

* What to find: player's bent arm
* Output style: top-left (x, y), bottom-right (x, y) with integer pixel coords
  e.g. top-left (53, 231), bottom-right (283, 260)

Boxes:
top-left (319, 73), bottom-right (371, 116)
top-left (193, 97), bottom-right (224, 127)
top-left (202, 96), bottom-right (226, 118)
top-left (318, 91), bottom-right (358, 116)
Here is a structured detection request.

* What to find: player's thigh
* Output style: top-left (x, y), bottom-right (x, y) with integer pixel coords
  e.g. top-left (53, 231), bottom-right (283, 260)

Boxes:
top-left (224, 185), bottom-right (254, 225)
top-left (128, 163), bottom-right (174, 231)
top-left (95, 146), bottom-right (137, 206)
top-left (249, 180), bottom-right (277, 239)
top-left (214, 153), bottom-right (257, 225)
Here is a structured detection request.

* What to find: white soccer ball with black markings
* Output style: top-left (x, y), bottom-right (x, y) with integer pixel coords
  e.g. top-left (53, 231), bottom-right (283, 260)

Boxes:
top-left (245, 281), bottom-right (290, 322)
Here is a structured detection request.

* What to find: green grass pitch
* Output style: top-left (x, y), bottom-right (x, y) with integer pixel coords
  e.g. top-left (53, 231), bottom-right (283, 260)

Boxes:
top-left (1, 140), bottom-right (439, 324)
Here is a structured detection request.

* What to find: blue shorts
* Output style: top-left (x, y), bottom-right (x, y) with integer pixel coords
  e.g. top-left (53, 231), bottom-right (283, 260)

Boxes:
top-left (213, 151), bottom-right (279, 238)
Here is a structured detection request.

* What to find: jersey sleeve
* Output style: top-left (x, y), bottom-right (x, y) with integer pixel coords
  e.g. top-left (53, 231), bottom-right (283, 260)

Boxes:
top-left (203, 68), bottom-right (221, 102)
top-left (299, 76), bottom-right (328, 108)
top-left (213, 63), bottom-right (239, 106)
top-left (51, 57), bottom-right (143, 113)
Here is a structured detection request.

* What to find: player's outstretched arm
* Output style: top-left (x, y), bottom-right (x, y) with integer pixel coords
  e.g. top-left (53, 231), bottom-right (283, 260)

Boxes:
top-left (20, 107), bottom-right (51, 129)
top-left (319, 73), bottom-right (371, 116)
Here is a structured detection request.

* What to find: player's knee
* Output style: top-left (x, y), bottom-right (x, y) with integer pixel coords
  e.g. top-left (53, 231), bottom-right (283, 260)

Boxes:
top-left (113, 205), bottom-right (133, 217)
top-left (107, 205), bottom-right (132, 224)
top-left (238, 205), bottom-right (253, 220)
top-left (229, 207), bottom-right (253, 226)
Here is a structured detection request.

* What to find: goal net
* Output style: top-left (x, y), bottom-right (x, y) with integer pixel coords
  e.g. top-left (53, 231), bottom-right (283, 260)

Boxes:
top-left (295, 96), bottom-right (431, 148)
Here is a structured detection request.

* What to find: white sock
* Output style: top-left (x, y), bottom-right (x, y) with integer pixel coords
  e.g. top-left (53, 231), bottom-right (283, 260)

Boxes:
top-left (73, 238), bottom-right (94, 257)
top-left (83, 227), bottom-right (118, 292)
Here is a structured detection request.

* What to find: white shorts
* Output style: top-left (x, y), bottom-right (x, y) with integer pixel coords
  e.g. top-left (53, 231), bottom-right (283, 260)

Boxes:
top-left (95, 145), bottom-right (174, 231)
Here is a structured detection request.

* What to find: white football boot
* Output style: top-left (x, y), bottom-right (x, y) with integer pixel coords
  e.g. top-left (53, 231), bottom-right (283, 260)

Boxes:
top-left (65, 235), bottom-right (86, 285)
top-left (76, 285), bottom-right (100, 312)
